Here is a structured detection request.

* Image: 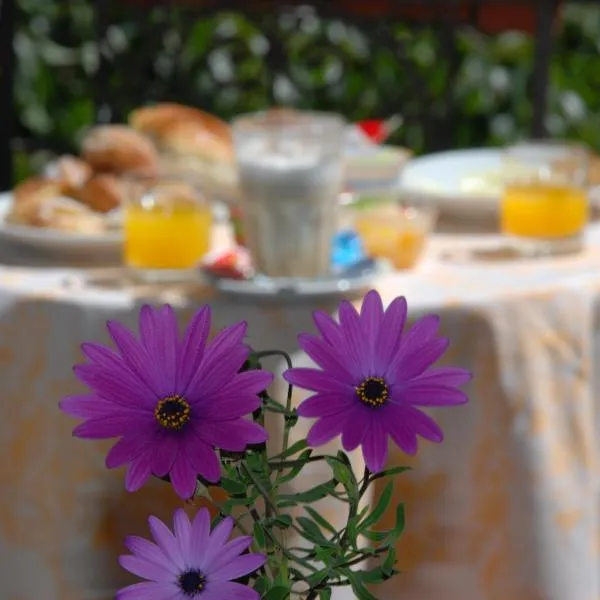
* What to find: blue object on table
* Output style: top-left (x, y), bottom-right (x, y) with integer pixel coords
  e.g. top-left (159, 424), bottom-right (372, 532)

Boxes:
top-left (331, 230), bottom-right (366, 271)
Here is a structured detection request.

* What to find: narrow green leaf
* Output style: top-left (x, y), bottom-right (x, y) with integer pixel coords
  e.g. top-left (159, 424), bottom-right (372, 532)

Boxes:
top-left (304, 506), bottom-right (338, 535)
top-left (276, 449), bottom-right (313, 485)
top-left (319, 589), bottom-right (332, 600)
top-left (262, 585), bottom-right (290, 600)
top-left (220, 477), bottom-right (247, 495)
top-left (382, 547), bottom-right (397, 576)
top-left (359, 481), bottom-right (393, 531)
top-left (279, 479), bottom-right (337, 504)
top-left (340, 568), bottom-right (378, 600)
top-left (305, 568), bottom-right (330, 587)
top-left (296, 516), bottom-right (338, 548)
top-left (272, 514), bottom-right (293, 529)
top-left (326, 456), bottom-right (359, 502)
top-left (369, 466), bottom-right (411, 481)
top-left (362, 529), bottom-right (390, 543)
top-left (392, 503), bottom-right (405, 538)
top-left (253, 521), bottom-right (266, 548)
top-left (271, 439), bottom-right (307, 460)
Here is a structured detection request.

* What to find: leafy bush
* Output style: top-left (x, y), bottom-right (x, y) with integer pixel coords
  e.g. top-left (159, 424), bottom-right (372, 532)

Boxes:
top-left (12, 2), bottom-right (600, 180)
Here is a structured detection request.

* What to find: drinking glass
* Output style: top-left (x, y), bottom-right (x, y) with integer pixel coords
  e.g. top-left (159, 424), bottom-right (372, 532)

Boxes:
top-left (232, 109), bottom-right (345, 279)
top-left (123, 176), bottom-right (212, 281)
top-left (501, 141), bottom-right (589, 255)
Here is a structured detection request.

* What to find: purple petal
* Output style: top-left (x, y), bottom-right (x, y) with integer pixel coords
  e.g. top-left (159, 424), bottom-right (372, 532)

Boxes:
top-left (298, 334), bottom-right (353, 380)
top-left (60, 394), bottom-right (118, 419)
top-left (375, 296), bottom-right (407, 372)
top-left (118, 555), bottom-right (174, 582)
top-left (394, 338), bottom-right (450, 382)
top-left (74, 362), bottom-right (154, 409)
top-left (173, 509), bottom-right (192, 558)
top-left (116, 582), bottom-right (178, 600)
top-left (73, 413), bottom-right (150, 439)
top-left (341, 407), bottom-right (372, 452)
top-left (138, 305), bottom-right (179, 395)
top-left (411, 367), bottom-right (472, 387)
top-left (283, 368), bottom-right (351, 393)
top-left (178, 306), bottom-right (211, 391)
top-left (169, 455), bottom-right (198, 499)
top-left (184, 322), bottom-right (248, 397)
top-left (187, 438), bottom-right (221, 482)
top-left (362, 418), bottom-right (388, 473)
top-left (306, 414), bottom-right (347, 447)
top-left (148, 515), bottom-right (185, 570)
top-left (296, 393), bottom-right (352, 418)
top-left (360, 290), bottom-right (384, 369)
top-left (190, 508), bottom-right (211, 561)
top-left (151, 433), bottom-right (179, 477)
top-left (203, 582), bottom-right (259, 600)
top-left (211, 553), bottom-right (266, 582)
top-left (338, 300), bottom-right (367, 374)
top-left (197, 393), bottom-right (262, 421)
top-left (124, 535), bottom-right (177, 571)
top-left (402, 384), bottom-right (468, 407)
top-left (200, 517), bottom-right (234, 568)
top-left (312, 310), bottom-right (344, 347)
top-left (402, 405), bottom-right (444, 443)
top-left (125, 452), bottom-right (154, 491)
top-left (187, 346), bottom-right (249, 402)
top-left (195, 419), bottom-right (267, 451)
top-left (218, 370), bottom-right (274, 396)
top-left (105, 430), bottom-right (157, 469)
top-left (384, 407), bottom-right (419, 455)
top-left (106, 321), bottom-right (167, 395)
top-left (204, 537), bottom-right (253, 573)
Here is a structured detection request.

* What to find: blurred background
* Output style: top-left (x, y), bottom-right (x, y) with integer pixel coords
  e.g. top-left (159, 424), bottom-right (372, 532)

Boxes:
top-left (8, 0), bottom-right (600, 182)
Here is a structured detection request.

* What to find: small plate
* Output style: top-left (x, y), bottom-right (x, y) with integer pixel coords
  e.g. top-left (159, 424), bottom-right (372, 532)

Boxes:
top-left (211, 259), bottom-right (382, 300)
top-left (0, 192), bottom-right (121, 255)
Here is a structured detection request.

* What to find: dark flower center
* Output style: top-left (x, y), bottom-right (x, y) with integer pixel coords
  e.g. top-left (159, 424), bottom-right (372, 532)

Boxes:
top-left (154, 395), bottom-right (191, 430)
top-left (356, 377), bottom-right (389, 408)
top-left (178, 569), bottom-right (206, 597)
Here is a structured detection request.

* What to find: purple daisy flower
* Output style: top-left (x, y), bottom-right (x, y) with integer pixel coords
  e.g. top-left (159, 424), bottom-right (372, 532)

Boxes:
top-left (118, 508), bottom-right (266, 600)
top-left (60, 304), bottom-right (272, 499)
top-left (283, 290), bottom-right (471, 472)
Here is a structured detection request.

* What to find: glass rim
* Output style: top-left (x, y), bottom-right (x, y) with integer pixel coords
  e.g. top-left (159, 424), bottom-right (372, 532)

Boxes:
top-left (231, 108), bottom-right (346, 133)
top-left (505, 138), bottom-right (590, 159)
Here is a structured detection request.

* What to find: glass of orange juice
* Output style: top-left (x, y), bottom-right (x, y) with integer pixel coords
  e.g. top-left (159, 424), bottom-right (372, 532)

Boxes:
top-left (123, 176), bottom-right (213, 281)
top-left (501, 141), bottom-right (589, 255)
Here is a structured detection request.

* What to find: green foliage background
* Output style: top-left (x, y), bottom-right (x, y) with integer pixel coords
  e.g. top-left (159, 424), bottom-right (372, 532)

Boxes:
top-left (12, 2), bottom-right (600, 181)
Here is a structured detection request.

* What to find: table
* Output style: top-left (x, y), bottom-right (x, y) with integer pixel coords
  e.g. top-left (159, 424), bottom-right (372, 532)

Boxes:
top-left (1, 226), bottom-right (600, 600)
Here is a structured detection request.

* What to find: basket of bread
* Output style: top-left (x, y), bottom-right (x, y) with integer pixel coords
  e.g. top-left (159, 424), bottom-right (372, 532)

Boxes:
top-left (1, 103), bottom-right (236, 252)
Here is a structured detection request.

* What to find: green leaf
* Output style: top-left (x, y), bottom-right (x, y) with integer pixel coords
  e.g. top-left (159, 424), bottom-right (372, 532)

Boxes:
top-left (392, 503), bottom-right (405, 539)
top-left (306, 568), bottom-right (330, 588)
top-left (296, 516), bottom-right (338, 548)
top-left (220, 477), bottom-right (247, 495)
top-left (276, 449), bottom-right (313, 485)
top-left (253, 521), bottom-right (266, 548)
top-left (359, 482), bottom-right (393, 531)
top-left (272, 514), bottom-right (293, 529)
top-left (340, 568), bottom-right (378, 600)
top-left (304, 506), bottom-right (338, 535)
top-left (319, 589), bottom-right (332, 600)
top-left (382, 547), bottom-right (397, 576)
top-left (262, 585), bottom-right (290, 600)
top-left (272, 439), bottom-right (307, 460)
top-left (369, 466), bottom-right (411, 481)
top-left (326, 454), bottom-right (359, 502)
top-left (278, 479), bottom-right (337, 505)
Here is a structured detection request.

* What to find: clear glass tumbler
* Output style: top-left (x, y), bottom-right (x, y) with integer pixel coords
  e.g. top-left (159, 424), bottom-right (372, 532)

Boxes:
top-left (500, 141), bottom-right (589, 255)
top-left (232, 109), bottom-right (345, 279)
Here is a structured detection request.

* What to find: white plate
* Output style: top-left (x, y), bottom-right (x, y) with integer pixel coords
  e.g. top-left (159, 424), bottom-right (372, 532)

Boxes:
top-left (0, 192), bottom-right (121, 254)
top-left (400, 148), bottom-right (502, 222)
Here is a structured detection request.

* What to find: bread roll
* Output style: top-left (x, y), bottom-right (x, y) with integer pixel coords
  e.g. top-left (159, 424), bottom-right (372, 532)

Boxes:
top-left (52, 155), bottom-right (93, 192)
top-left (129, 103), bottom-right (233, 165)
top-left (81, 125), bottom-right (159, 175)
top-left (10, 178), bottom-right (66, 226)
top-left (75, 174), bottom-right (125, 213)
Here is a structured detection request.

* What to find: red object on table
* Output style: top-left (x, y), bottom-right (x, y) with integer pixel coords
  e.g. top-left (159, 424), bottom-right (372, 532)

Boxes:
top-left (357, 120), bottom-right (386, 144)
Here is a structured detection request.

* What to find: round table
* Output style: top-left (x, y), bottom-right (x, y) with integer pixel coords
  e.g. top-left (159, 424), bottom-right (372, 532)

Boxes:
top-left (1, 226), bottom-right (600, 600)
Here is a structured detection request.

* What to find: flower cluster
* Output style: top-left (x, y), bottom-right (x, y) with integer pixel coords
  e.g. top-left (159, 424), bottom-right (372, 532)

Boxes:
top-left (60, 291), bottom-right (470, 599)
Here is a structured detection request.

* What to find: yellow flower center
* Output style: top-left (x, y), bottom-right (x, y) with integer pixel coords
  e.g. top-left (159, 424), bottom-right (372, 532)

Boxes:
top-left (356, 377), bottom-right (389, 408)
top-left (154, 395), bottom-right (191, 430)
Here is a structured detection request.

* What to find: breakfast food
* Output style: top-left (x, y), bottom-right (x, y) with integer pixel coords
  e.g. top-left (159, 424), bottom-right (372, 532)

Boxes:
top-left (75, 174), bottom-right (125, 213)
top-left (50, 155), bottom-right (93, 193)
top-left (81, 125), bottom-right (159, 175)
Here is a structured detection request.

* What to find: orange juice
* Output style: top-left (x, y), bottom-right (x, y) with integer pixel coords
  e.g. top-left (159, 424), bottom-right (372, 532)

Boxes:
top-left (501, 183), bottom-right (587, 238)
top-left (124, 199), bottom-right (212, 269)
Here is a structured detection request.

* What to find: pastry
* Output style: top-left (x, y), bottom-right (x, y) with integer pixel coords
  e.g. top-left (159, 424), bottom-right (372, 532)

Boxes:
top-left (75, 174), bottom-right (125, 213)
top-left (81, 125), bottom-right (159, 175)
top-left (10, 178), bottom-right (66, 226)
top-left (50, 155), bottom-right (93, 192)
top-left (129, 103), bottom-right (233, 165)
